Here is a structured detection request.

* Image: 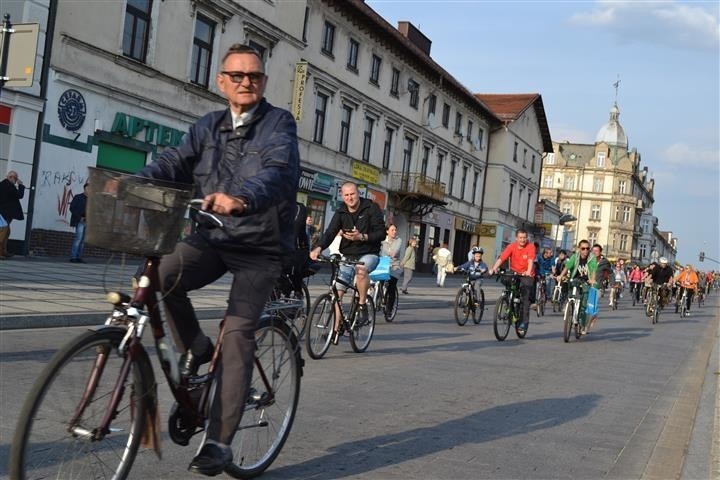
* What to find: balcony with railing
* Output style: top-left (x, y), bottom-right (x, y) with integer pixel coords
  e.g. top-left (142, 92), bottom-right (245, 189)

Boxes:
top-left (388, 172), bottom-right (447, 216)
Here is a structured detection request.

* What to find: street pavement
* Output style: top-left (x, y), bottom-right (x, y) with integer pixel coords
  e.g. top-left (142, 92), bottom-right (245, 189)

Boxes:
top-left (0, 256), bottom-right (718, 479)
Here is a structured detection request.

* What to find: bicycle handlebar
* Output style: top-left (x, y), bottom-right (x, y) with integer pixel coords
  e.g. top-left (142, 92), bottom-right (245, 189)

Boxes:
top-left (317, 254), bottom-right (365, 266)
top-left (189, 199), bottom-right (224, 228)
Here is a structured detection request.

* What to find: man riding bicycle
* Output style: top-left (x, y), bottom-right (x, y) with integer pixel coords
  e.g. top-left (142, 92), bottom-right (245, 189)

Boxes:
top-left (535, 247), bottom-right (555, 305)
top-left (650, 257), bottom-right (675, 308)
top-left (310, 181), bottom-right (385, 344)
top-left (558, 240), bottom-right (597, 335)
top-left (675, 264), bottom-right (699, 316)
top-left (609, 262), bottom-right (627, 307)
top-left (489, 229), bottom-right (536, 334)
top-left (138, 44), bottom-right (299, 475)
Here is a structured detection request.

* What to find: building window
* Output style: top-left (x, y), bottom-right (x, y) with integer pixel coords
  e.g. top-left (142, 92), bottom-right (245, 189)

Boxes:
top-left (620, 234), bottom-right (628, 251)
top-left (640, 243), bottom-right (647, 259)
top-left (421, 145), bottom-right (430, 177)
top-left (513, 142), bottom-right (518, 162)
top-left (619, 180), bottom-right (627, 194)
top-left (614, 205), bottom-right (620, 221)
top-left (454, 112), bottom-right (462, 135)
top-left (428, 94), bottom-right (437, 115)
top-left (461, 164), bottom-right (468, 200)
top-left (543, 176), bottom-right (553, 188)
top-left (642, 218), bottom-right (650, 233)
top-left (312, 92), bottom-right (328, 144)
top-left (527, 190), bottom-right (533, 220)
top-left (466, 120), bottom-right (473, 142)
top-left (508, 180), bottom-right (516, 212)
top-left (472, 170), bottom-right (479, 203)
top-left (302, 7), bottom-right (310, 42)
top-left (390, 68), bottom-right (400, 97)
top-left (123, 0), bottom-right (153, 62)
top-left (449, 159), bottom-right (457, 196)
top-left (339, 104), bottom-right (352, 153)
top-left (441, 103), bottom-right (450, 128)
top-left (369, 54), bottom-right (381, 85)
top-left (248, 40), bottom-right (266, 60)
top-left (361, 116), bottom-right (373, 162)
top-left (401, 137), bottom-right (414, 177)
top-left (588, 231), bottom-right (598, 246)
top-left (596, 151), bottom-right (606, 167)
top-left (593, 177), bottom-right (604, 193)
top-left (591, 204), bottom-right (601, 220)
top-left (346, 38), bottom-right (359, 71)
top-left (531, 154), bottom-right (536, 173)
top-left (546, 153), bottom-right (555, 165)
top-left (435, 152), bottom-right (444, 182)
top-left (622, 206), bottom-right (631, 223)
top-left (408, 79), bottom-right (419, 109)
top-left (564, 176), bottom-right (575, 190)
top-left (382, 126), bottom-right (394, 169)
top-left (190, 14), bottom-right (215, 87)
top-left (523, 148), bottom-right (527, 168)
top-left (477, 128), bottom-right (484, 149)
top-left (321, 21), bottom-right (335, 56)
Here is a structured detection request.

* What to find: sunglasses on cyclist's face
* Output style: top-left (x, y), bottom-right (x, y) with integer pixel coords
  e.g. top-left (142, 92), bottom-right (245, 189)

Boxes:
top-left (579, 247), bottom-right (590, 251)
top-left (220, 71), bottom-right (265, 84)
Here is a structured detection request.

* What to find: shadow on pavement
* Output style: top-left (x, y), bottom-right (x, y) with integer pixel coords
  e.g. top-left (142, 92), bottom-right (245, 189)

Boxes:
top-left (267, 394), bottom-right (602, 480)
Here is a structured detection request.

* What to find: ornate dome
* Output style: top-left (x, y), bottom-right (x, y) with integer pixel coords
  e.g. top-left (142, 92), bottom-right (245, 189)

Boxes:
top-left (595, 103), bottom-right (628, 148)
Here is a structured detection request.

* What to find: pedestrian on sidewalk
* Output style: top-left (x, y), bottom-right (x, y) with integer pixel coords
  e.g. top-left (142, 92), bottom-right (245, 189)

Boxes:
top-left (0, 170), bottom-right (25, 259)
top-left (400, 238), bottom-right (417, 294)
top-left (433, 243), bottom-right (453, 287)
top-left (69, 183), bottom-right (89, 263)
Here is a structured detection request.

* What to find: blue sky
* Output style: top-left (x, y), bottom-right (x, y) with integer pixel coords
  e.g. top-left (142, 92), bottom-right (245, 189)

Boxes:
top-left (367, 0), bottom-right (720, 267)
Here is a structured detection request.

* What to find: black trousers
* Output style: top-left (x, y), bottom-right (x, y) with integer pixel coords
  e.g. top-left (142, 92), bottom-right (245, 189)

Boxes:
top-left (519, 276), bottom-right (535, 326)
top-left (158, 233), bottom-right (280, 444)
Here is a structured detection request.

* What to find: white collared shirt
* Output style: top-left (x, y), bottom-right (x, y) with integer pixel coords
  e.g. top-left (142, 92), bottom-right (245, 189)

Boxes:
top-left (230, 104), bottom-right (260, 129)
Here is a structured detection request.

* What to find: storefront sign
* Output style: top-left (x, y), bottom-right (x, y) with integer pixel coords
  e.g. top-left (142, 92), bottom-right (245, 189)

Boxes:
top-left (366, 188), bottom-right (387, 209)
top-left (110, 112), bottom-right (185, 147)
top-left (351, 161), bottom-right (380, 184)
top-left (477, 223), bottom-right (497, 237)
top-left (454, 217), bottom-right (479, 233)
top-left (299, 168), bottom-right (335, 195)
top-left (291, 62), bottom-right (308, 121)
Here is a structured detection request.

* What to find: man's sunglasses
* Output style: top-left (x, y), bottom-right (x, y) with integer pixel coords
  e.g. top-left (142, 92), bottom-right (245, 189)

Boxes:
top-left (579, 247), bottom-right (590, 250)
top-left (221, 71), bottom-right (265, 84)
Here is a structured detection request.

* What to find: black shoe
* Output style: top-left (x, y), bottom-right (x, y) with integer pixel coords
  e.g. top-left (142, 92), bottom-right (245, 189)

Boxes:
top-left (188, 443), bottom-right (232, 476)
top-left (179, 342), bottom-right (214, 378)
top-left (402, 290), bottom-right (408, 294)
top-left (70, 258), bottom-right (78, 263)
top-left (357, 303), bottom-right (369, 326)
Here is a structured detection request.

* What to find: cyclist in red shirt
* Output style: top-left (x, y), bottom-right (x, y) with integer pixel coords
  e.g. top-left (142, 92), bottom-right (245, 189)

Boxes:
top-left (489, 229), bottom-right (536, 334)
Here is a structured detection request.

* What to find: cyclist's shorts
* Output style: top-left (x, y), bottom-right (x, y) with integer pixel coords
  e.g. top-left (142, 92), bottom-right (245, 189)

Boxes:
top-left (337, 254), bottom-right (380, 290)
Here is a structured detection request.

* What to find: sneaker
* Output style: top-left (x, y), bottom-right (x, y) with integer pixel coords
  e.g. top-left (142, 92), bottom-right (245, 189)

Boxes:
top-left (402, 290), bottom-right (409, 295)
top-left (580, 327), bottom-right (588, 335)
top-left (517, 323), bottom-right (527, 333)
top-left (357, 303), bottom-right (369, 325)
top-left (685, 312), bottom-right (690, 317)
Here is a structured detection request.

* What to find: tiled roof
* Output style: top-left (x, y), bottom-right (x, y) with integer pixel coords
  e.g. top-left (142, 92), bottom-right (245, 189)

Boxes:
top-left (475, 93), bottom-right (553, 153)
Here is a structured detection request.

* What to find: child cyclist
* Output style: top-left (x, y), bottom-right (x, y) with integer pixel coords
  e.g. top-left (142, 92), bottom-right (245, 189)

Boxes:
top-left (454, 247), bottom-right (489, 303)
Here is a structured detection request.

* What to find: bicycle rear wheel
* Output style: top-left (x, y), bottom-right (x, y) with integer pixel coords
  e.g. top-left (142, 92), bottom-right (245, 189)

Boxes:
top-left (305, 293), bottom-right (334, 360)
top-left (350, 297), bottom-right (376, 352)
top-left (384, 283), bottom-right (399, 322)
top-left (454, 287), bottom-right (471, 326)
top-left (11, 327), bottom-right (154, 480)
top-left (473, 289), bottom-right (485, 324)
top-left (225, 316), bottom-right (302, 479)
top-left (493, 297), bottom-right (511, 341)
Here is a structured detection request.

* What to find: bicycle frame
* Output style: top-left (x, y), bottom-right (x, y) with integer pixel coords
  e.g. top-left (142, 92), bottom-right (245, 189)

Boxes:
top-left (325, 257), bottom-right (363, 332)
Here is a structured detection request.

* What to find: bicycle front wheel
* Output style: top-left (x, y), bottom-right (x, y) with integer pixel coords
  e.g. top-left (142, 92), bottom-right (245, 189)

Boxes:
top-left (493, 297), bottom-right (511, 341)
top-left (350, 297), bottom-right (375, 352)
top-left (562, 300), bottom-right (574, 343)
top-left (454, 287), bottom-right (471, 326)
top-left (384, 283), bottom-right (399, 322)
top-left (11, 327), bottom-right (154, 480)
top-left (306, 293), bottom-right (334, 360)
top-left (473, 289), bottom-right (485, 324)
top-left (225, 316), bottom-right (302, 479)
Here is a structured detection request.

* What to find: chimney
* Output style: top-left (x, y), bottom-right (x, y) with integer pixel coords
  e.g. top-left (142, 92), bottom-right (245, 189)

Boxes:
top-left (397, 21), bottom-right (431, 55)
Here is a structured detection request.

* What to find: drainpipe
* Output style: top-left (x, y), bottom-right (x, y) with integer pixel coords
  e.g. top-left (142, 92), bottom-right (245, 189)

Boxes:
top-left (23, 0), bottom-right (57, 256)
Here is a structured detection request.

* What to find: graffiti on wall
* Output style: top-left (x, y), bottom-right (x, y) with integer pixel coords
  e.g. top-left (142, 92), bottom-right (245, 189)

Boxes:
top-left (39, 168), bottom-right (87, 226)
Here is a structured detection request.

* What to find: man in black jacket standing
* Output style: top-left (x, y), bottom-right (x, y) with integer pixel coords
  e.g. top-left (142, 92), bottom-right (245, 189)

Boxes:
top-left (0, 170), bottom-right (25, 259)
top-left (138, 44), bottom-right (299, 475)
top-left (69, 183), bottom-right (88, 263)
top-left (310, 181), bottom-right (385, 343)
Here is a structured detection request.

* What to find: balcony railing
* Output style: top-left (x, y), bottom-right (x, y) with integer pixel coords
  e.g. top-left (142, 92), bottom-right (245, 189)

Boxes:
top-left (388, 173), bottom-right (446, 202)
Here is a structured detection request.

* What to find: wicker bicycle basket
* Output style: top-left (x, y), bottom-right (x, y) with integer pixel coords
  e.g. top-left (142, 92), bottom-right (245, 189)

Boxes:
top-left (85, 167), bottom-right (194, 256)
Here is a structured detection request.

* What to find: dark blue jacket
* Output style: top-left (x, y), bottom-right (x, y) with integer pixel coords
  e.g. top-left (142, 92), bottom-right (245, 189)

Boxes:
top-left (69, 192), bottom-right (87, 227)
top-left (139, 99), bottom-right (300, 256)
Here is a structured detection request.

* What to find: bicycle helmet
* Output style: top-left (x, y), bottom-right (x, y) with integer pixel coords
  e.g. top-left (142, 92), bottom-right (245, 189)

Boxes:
top-left (471, 247), bottom-right (484, 254)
